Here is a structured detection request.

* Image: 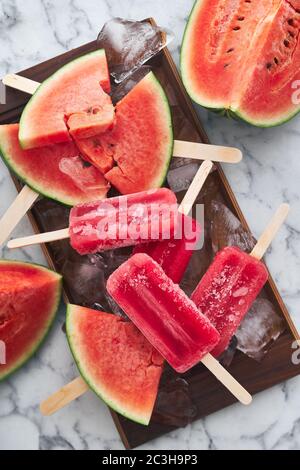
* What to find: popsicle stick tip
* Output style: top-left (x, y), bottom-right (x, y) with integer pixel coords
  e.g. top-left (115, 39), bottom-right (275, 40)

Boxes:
top-left (40, 402), bottom-right (52, 417)
top-left (241, 392), bottom-right (253, 406)
top-left (232, 148), bottom-right (243, 163)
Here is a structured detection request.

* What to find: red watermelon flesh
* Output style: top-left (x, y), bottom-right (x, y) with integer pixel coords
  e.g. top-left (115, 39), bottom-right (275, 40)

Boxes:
top-left (0, 124), bottom-right (110, 206)
top-left (73, 135), bottom-right (114, 174)
top-left (75, 72), bottom-right (174, 194)
top-left (181, 0), bottom-right (300, 126)
top-left (0, 260), bottom-right (62, 381)
top-left (66, 305), bottom-right (164, 425)
top-left (19, 50), bottom-right (113, 149)
top-left (67, 88), bottom-right (115, 140)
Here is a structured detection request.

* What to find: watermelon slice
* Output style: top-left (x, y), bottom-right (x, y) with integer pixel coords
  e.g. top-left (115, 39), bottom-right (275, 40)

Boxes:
top-left (66, 305), bottom-right (164, 425)
top-left (19, 50), bottom-right (113, 149)
top-left (79, 72), bottom-right (174, 194)
top-left (0, 260), bottom-right (62, 381)
top-left (181, 0), bottom-right (300, 126)
top-left (0, 124), bottom-right (110, 206)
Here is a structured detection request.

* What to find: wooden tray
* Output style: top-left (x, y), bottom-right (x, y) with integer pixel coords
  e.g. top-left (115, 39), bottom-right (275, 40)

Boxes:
top-left (1, 18), bottom-right (299, 450)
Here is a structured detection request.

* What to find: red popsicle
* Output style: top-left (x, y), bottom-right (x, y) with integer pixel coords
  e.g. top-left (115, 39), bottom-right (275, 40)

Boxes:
top-left (107, 253), bottom-right (220, 373)
top-left (192, 246), bottom-right (269, 357)
top-left (69, 188), bottom-right (178, 255)
top-left (133, 213), bottom-right (201, 283)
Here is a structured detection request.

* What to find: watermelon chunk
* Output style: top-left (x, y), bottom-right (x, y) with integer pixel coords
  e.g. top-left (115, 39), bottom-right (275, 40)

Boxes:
top-left (67, 88), bottom-right (115, 140)
top-left (0, 124), bottom-right (110, 206)
top-left (66, 305), bottom-right (164, 425)
top-left (181, 0), bottom-right (300, 126)
top-left (0, 260), bottom-right (62, 381)
top-left (79, 72), bottom-right (174, 194)
top-left (19, 50), bottom-right (113, 149)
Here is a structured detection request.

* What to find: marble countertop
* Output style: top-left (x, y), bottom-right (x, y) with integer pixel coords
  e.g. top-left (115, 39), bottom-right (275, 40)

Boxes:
top-left (1, 0), bottom-right (300, 451)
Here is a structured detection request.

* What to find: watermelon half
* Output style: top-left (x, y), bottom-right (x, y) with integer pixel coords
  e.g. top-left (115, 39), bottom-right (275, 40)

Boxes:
top-left (66, 305), bottom-right (164, 425)
top-left (181, 0), bottom-right (300, 126)
top-left (0, 124), bottom-right (110, 206)
top-left (0, 260), bottom-right (62, 381)
top-left (78, 72), bottom-right (174, 194)
top-left (19, 50), bottom-right (113, 149)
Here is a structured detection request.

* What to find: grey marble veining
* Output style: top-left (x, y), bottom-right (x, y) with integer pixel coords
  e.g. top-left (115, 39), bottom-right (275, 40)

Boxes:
top-left (0, 0), bottom-right (300, 450)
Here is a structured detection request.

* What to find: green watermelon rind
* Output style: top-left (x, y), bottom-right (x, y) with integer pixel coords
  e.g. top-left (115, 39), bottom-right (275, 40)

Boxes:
top-left (180, 0), bottom-right (300, 128)
top-left (0, 260), bottom-right (62, 382)
top-left (66, 304), bottom-right (152, 426)
top-left (0, 137), bottom-right (72, 207)
top-left (143, 72), bottom-right (174, 189)
top-left (19, 49), bottom-right (108, 149)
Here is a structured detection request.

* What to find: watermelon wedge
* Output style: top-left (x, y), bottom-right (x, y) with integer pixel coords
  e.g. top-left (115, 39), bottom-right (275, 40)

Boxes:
top-left (0, 260), bottom-right (62, 382)
top-left (181, 0), bottom-right (300, 126)
top-left (78, 72), bottom-right (174, 194)
top-left (19, 50), bottom-right (113, 149)
top-left (66, 305), bottom-right (164, 425)
top-left (0, 124), bottom-right (110, 206)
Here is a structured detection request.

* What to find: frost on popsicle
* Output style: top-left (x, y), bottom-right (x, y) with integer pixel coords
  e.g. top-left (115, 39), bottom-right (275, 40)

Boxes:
top-left (97, 18), bottom-right (174, 83)
top-left (209, 201), bottom-right (285, 362)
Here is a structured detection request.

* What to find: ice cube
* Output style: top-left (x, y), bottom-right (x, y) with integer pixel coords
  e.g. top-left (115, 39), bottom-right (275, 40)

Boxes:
top-left (152, 375), bottom-right (197, 427)
top-left (61, 254), bottom-right (106, 308)
top-left (210, 200), bottom-right (256, 254)
top-left (167, 163), bottom-right (200, 193)
top-left (97, 18), bottom-right (173, 83)
top-left (59, 156), bottom-right (109, 194)
top-left (219, 336), bottom-right (238, 367)
top-left (111, 66), bottom-right (152, 104)
top-left (236, 298), bottom-right (286, 361)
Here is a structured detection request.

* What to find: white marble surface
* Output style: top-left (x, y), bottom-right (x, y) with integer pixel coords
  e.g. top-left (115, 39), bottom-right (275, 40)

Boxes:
top-left (0, 0), bottom-right (300, 451)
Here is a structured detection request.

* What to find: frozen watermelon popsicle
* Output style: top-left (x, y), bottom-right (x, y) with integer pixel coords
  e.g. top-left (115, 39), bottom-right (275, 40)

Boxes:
top-left (107, 253), bottom-right (252, 405)
top-left (7, 188), bottom-right (179, 254)
top-left (192, 204), bottom-right (290, 357)
top-left (133, 160), bottom-right (212, 283)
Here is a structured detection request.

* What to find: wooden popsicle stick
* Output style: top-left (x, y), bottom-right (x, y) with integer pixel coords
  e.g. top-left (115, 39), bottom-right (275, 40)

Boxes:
top-left (3, 73), bottom-right (242, 164)
top-left (7, 228), bottom-right (70, 249)
top-left (173, 140), bottom-right (242, 164)
top-left (0, 186), bottom-right (39, 246)
top-left (201, 354), bottom-right (252, 405)
top-left (179, 160), bottom-right (213, 216)
top-left (2, 74), bottom-right (40, 94)
top-left (251, 204), bottom-right (290, 261)
top-left (40, 376), bottom-right (89, 416)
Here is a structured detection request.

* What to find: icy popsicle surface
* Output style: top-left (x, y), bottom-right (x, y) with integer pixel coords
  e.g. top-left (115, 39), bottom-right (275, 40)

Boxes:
top-left (191, 246), bottom-right (269, 357)
top-left (133, 214), bottom-right (201, 283)
top-left (69, 188), bottom-right (178, 255)
top-left (107, 253), bottom-right (220, 373)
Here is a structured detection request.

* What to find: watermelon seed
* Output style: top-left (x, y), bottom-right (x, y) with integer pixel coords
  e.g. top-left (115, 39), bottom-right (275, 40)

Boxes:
top-left (284, 39), bottom-right (290, 47)
top-left (266, 62), bottom-right (272, 70)
top-left (226, 48), bottom-right (234, 53)
top-left (288, 30), bottom-right (295, 38)
top-left (237, 16), bottom-right (245, 21)
top-left (233, 26), bottom-right (241, 31)
top-left (224, 64), bottom-right (230, 68)
top-left (274, 57), bottom-right (279, 65)
top-left (288, 19), bottom-right (294, 26)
